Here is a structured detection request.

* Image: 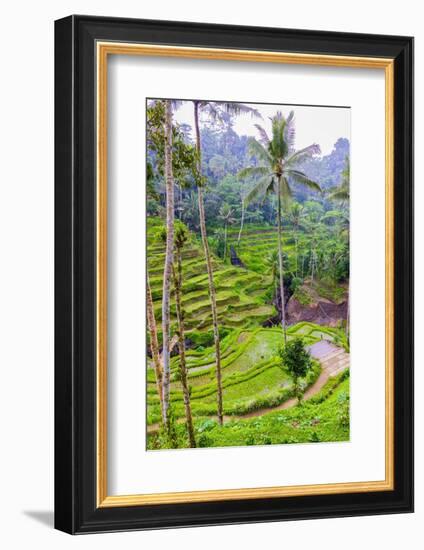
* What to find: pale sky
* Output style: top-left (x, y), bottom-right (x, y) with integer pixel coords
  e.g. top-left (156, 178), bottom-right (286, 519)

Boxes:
top-left (173, 101), bottom-right (350, 156)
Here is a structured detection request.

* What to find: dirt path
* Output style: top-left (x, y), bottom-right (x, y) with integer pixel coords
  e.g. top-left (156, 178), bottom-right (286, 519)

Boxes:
top-left (147, 341), bottom-right (349, 434)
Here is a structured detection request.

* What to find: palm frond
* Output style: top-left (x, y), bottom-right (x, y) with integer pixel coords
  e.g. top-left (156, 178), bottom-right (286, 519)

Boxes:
top-left (284, 110), bottom-right (296, 153)
top-left (201, 102), bottom-right (262, 126)
top-left (254, 123), bottom-right (270, 146)
top-left (286, 169), bottom-right (322, 193)
top-left (270, 111), bottom-right (288, 159)
top-left (245, 176), bottom-right (275, 205)
top-left (247, 137), bottom-right (273, 165)
top-left (203, 102), bottom-right (220, 122)
top-left (279, 177), bottom-right (293, 210)
top-left (219, 102), bottom-right (261, 119)
top-left (285, 143), bottom-right (321, 166)
top-left (237, 165), bottom-right (269, 179)
top-left (328, 184), bottom-right (349, 201)
top-left (266, 179), bottom-right (277, 197)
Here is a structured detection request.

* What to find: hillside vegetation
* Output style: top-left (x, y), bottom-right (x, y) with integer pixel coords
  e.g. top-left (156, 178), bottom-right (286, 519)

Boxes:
top-left (147, 218), bottom-right (349, 448)
top-left (146, 99), bottom-right (350, 449)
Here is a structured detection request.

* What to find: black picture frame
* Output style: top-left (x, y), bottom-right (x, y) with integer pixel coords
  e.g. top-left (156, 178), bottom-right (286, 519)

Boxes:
top-left (55, 15), bottom-right (414, 534)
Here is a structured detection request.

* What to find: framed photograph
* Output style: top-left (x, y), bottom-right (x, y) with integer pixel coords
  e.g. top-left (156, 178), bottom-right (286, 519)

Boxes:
top-left (54, 15), bottom-right (414, 534)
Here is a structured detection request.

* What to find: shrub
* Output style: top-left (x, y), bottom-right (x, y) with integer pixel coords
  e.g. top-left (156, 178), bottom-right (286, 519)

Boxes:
top-left (292, 286), bottom-right (313, 306)
top-left (279, 337), bottom-right (312, 403)
top-left (339, 368), bottom-right (350, 382)
top-left (309, 432), bottom-right (320, 443)
top-left (155, 406), bottom-right (179, 449)
top-left (189, 331), bottom-right (215, 348)
top-left (337, 391), bottom-right (350, 428)
top-left (245, 434), bottom-right (255, 446)
top-left (198, 434), bottom-right (213, 448)
top-left (307, 369), bottom-right (349, 405)
top-left (290, 276), bottom-right (303, 293)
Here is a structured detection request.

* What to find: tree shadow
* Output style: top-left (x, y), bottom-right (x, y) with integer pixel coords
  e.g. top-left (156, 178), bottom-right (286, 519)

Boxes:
top-left (23, 510), bottom-right (54, 528)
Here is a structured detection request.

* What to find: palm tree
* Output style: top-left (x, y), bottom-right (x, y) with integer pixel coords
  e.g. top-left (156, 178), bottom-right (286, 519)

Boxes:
top-left (171, 222), bottom-right (196, 448)
top-left (192, 100), bottom-right (260, 425)
top-left (218, 203), bottom-right (236, 261)
top-left (239, 111), bottom-right (322, 343)
top-left (147, 99), bottom-right (200, 433)
top-left (237, 189), bottom-right (260, 247)
top-left (266, 249), bottom-right (279, 297)
top-left (237, 194), bottom-right (245, 247)
top-left (329, 156), bottom-right (350, 202)
top-left (289, 202), bottom-right (304, 277)
top-left (161, 100), bottom-right (175, 431)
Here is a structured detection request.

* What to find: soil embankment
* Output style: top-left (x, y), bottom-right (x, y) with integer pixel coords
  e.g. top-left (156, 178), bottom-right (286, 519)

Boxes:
top-left (286, 283), bottom-right (347, 327)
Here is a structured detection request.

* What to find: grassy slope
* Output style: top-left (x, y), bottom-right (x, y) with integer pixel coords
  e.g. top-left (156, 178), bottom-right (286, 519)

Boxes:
top-left (148, 373), bottom-right (349, 449)
top-left (147, 321), bottom-right (348, 425)
top-left (226, 224), bottom-right (296, 274)
top-left (147, 218), bottom-right (275, 339)
top-left (198, 376), bottom-right (350, 448)
top-left (146, 217), bottom-right (350, 448)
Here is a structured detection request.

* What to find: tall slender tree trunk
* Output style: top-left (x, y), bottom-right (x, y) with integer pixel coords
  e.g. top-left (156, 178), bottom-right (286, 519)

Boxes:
top-left (223, 222), bottom-right (228, 261)
top-left (294, 225), bottom-right (299, 277)
top-left (237, 198), bottom-right (245, 247)
top-left (193, 101), bottom-right (224, 425)
top-left (172, 253), bottom-right (196, 447)
top-left (161, 100), bottom-right (175, 429)
top-left (277, 176), bottom-right (287, 344)
top-left (146, 271), bottom-right (163, 419)
top-left (177, 184), bottom-right (182, 220)
top-left (311, 248), bottom-right (316, 282)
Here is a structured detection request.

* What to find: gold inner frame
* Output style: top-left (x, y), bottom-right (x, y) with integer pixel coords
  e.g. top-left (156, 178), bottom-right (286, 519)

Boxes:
top-left (96, 42), bottom-right (395, 508)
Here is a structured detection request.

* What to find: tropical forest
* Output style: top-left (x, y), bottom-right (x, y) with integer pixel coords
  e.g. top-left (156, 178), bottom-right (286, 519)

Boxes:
top-left (146, 98), bottom-right (350, 450)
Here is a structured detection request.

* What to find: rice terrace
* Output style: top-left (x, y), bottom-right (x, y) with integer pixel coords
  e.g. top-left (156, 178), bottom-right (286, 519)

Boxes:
top-left (146, 98), bottom-right (350, 450)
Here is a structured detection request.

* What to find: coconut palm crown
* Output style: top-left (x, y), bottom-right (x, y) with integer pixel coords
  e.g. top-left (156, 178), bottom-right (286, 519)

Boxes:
top-left (238, 111), bottom-right (322, 341)
top-left (239, 111), bottom-right (322, 204)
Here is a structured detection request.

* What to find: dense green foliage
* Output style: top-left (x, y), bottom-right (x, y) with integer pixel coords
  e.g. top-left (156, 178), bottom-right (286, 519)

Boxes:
top-left (279, 337), bottom-right (312, 402)
top-left (148, 372), bottom-right (350, 449)
top-left (146, 99), bottom-right (350, 449)
top-left (146, 320), bottom-right (348, 442)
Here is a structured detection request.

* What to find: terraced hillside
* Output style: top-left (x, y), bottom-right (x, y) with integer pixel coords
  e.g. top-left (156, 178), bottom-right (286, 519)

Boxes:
top-left (182, 372), bottom-right (350, 448)
top-left (147, 217), bottom-right (349, 450)
top-left (147, 218), bottom-right (275, 341)
top-left (145, 99), bottom-right (351, 451)
top-left (226, 224), bottom-right (296, 274)
top-left (146, 321), bottom-right (349, 432)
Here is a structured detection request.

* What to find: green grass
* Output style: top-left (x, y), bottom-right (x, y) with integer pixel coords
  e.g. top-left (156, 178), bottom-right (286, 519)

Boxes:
top-left (146, 322), bottom-right (336, 425)
top-left (292, 285), bottom-right (314, 306)
top-left (221, 329), bottom-right (282, 374)
top-left (200, 377), bottom-right (350, 448)
top-left (314, 279), bottom-right (347, 304)
top-left (146, 217), bottom-right (350, 448)
top-left (225, 227), bottom-right (295, 274)
top-left (147, 218), bottom-right (277, 338)
top-left (147, 373), bottom-right (349, 449)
